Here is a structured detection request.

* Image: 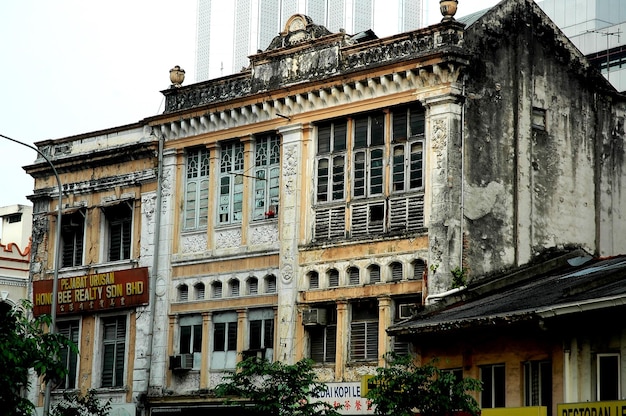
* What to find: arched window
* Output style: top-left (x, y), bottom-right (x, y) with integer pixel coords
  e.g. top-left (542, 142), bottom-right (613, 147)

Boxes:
top-left (390, 262), bottom-right (403, 282)
top-left (211, 281), bottom-right (223, 299)
top-left (348, 267), bottom-right (360, 285)
top-left (178, 284), bottom-right (189, 301)
top-left (308, 271), bottom-right (320, 289)
top-left (265, 275), bottom-right (277, 293)
top-left (247, 277), bottom-right (259, 295)
top-left (194, 282), bottom-right (205, 300)
top-left (412, 259), bottom-right (426, 280)
top-left (328, 269), bottom-right (339, 287)
top-left (229, 279), bottom-right (240, 297)
top-left (368, 264), bottom-right (381, 283)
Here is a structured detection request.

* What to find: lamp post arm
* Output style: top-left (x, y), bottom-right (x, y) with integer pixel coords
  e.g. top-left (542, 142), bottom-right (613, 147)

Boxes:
top-left (0, 134), bottom-right (62, 416)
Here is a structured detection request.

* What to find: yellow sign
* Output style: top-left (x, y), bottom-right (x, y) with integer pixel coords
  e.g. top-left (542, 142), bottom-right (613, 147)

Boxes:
top-left (558, 401), bottom-right (626, 416)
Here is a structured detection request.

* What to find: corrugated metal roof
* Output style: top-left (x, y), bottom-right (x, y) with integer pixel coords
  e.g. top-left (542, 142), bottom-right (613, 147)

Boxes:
top-left (389, 254), bottom-right (626, 335)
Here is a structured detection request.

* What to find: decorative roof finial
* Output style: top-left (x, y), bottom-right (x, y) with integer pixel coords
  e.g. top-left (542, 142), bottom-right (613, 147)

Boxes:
top-left (440, 0), bottom-right (458, 22)
top-left (169, 66), bottom-right (185, 87)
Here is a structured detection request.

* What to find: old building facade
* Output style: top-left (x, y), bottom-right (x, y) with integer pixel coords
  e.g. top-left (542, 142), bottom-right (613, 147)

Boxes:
top-left (26, 0), bottom-right (626, 415)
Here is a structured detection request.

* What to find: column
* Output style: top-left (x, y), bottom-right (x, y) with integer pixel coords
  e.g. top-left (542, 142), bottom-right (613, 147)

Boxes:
top-left (335, 300), bottom-right (349, 380)
top-left (200, 312), bottom-right (212, 388)
top-left (236, 308), bottom-right (248, 364)
top-left (377, 296), bottom-right (392, 367)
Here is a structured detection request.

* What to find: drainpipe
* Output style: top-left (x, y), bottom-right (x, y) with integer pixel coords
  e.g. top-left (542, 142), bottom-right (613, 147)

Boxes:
top-left (460, 77), bottom-right (466, 270)
top-left (145, 130), bottom-right (164, 406)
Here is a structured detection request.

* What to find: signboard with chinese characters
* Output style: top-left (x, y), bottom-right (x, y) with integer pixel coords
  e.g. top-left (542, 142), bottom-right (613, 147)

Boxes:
top-left (314, 382), bottom-right (375, 415)
top-left (32, 267), bottom-right (149, 316)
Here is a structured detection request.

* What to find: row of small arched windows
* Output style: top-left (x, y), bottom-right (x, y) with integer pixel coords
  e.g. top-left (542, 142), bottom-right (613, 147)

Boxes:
top-left (307, 259), bottom-right (426, 289)
top-left (177, 274), bottom-right (277, 302)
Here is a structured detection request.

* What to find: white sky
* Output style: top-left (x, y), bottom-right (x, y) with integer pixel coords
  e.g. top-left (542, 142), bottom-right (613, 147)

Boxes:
top-left (0, 0), bottom-right (501, 209)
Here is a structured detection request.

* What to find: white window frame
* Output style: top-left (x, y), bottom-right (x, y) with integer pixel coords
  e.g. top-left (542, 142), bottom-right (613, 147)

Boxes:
top-left (480, 363), bottom-right (506, 408)
top-left (597, 353), bottom-right (620, 401)
top-left (179, 315), bottom-right (203, 370)
top-left (254, 134), bottom-right (281, 220)
top-left (211, 312), bottom-right (238, 370)
top-left (184, 147), bottom-right (210, 230)
top-left (315, 120), bottom-right (347, 203)
top-left (247, 309), bottom-right (274, 361)
top-left (352, 112), bottom-right (385, 198)
top-left (218, 141), bottom-right (245, 225)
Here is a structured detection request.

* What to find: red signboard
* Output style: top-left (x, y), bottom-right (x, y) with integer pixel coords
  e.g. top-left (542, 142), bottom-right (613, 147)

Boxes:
top-left (32, 267), bottom-right (150, 316)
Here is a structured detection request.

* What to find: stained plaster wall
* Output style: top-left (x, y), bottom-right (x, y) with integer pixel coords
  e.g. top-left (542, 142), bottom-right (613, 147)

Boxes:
top-left (461, 0), bottom-right (626, 278)
top-left (27, 126), bottom-right (160, 408)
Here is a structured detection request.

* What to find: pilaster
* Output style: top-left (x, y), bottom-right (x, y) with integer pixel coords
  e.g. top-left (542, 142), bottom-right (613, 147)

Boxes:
top-left (422, 91), bottom-right (464, 296)
top-left (275, 123), bottom-right (304, 364)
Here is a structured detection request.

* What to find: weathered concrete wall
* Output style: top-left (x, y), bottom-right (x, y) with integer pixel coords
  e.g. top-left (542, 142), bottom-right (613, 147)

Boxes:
top-left (461, 0), bottom-right (626, 277)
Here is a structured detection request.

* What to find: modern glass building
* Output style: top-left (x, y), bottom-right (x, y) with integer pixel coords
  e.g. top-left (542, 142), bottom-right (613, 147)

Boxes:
top-left (539, 0), bottom-right (626, 92)
top-left (195, 0), bottom-right (424, 81)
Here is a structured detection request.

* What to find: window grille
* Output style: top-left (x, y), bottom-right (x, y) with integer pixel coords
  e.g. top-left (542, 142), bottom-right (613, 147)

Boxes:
top-left (328, 269), bottom-right (339, 287)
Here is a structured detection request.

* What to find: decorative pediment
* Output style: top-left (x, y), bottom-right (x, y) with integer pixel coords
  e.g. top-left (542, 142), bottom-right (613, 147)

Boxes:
top-left (265, 14), bottom-right (333, 51)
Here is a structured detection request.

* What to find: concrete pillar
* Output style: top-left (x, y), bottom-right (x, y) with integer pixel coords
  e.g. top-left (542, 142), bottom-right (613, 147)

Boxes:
top-left (236, 308), bottom-right (248, 364)
top-left (377, 296), bottom-right (392, 367)
top-left (335, 300), bottom-right (349, 380)
top-left (200, 312), bottom-right (212, 388)
top-left (422, 92), bottom-right (464, 296)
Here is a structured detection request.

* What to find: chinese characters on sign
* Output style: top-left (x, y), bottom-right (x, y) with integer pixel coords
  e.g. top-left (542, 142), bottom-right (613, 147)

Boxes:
top-left (315, 382), bottom-right (375, 415)
top-left (32, 267), bottom-right (149, 316)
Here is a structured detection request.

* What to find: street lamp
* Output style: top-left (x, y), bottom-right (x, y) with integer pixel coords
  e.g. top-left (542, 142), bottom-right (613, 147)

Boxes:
top-left (0, 134), bottom-right (62, 416)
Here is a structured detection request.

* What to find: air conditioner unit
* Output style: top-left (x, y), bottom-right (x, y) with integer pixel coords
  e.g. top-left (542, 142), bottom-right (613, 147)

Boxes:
top-left (302, 308), bottom-right (327, 326)
top-left (398, 303), bottom-right (417, 320)
top-left (169, 353), bottom-right (194, 371)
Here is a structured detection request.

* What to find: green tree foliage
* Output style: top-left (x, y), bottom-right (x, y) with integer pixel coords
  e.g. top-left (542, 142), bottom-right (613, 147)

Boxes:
top-left (0, 300), bottom-right (77, 416)
top-left (51, 390), bottom-right (111, 416)
top-left (215, 356), bottom-right (342, 416)
top-left (366, 353), bottom-right (482, 416)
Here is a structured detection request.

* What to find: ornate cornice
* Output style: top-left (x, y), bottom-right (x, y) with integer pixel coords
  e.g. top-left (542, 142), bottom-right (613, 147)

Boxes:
top-left (161, 21), bottom-right (467, 116)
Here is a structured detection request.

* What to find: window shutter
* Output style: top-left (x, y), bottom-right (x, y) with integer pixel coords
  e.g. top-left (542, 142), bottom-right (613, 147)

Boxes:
top-left (369, 266), bottom-right (381, 283)
top-left (315, 207), bottom-right (345, 240)
top-left (391, 263), bottom-right (403, 281)
top-left (328, 270), bottom-right (339, 287)
top-left (265, 276), bottom-right (277, 293)
top-left (366, 321), bottom-right (379, 360)
top-left (310, 326), bottom-right (325, 362)
top-left (248, 278), bottom-right (258, 295)
top-left (349, 268), bottom-right (360, 285)
top-left (309, 272), bottom-right (319, 289)
top-left (326, 325), bottom-right (337, 362)
top-left (230, 280), bottom-right (240, 297)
